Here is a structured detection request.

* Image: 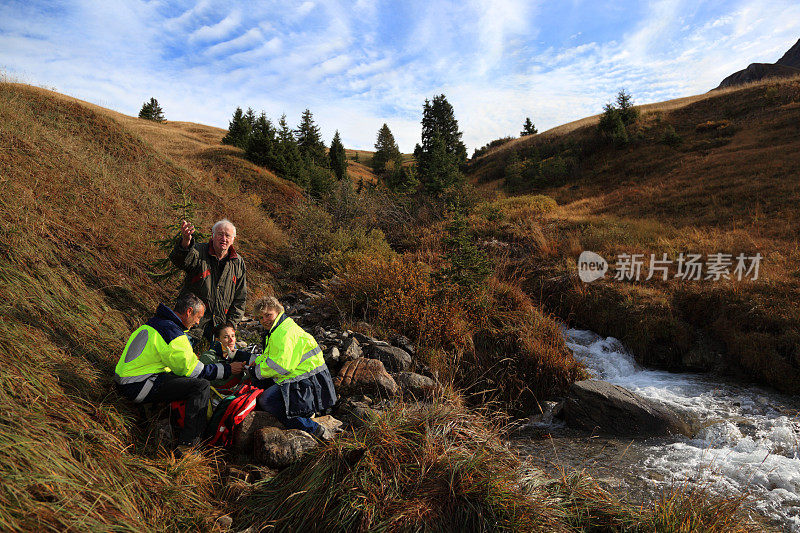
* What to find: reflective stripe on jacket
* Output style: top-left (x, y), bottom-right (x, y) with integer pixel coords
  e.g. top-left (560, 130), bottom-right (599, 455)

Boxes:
top-left (253, 313), bottom-right (325, 384)
top-left (114, 304), bottom-right (230, 402)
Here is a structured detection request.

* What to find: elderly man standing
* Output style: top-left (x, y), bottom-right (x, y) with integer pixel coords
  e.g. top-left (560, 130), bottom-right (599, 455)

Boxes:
top-left (114, 294), bottom-right (244, 446)
top-left (170, 218), bottom-right (247, 343)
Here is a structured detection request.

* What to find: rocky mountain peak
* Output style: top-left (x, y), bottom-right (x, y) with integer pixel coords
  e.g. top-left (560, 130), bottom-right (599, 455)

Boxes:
top-left (776, 38), bottom-right (800, 69)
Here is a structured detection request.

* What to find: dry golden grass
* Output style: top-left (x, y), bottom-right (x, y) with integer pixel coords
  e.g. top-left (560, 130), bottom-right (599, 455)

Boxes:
top-left (346, 158), bottom-right (379, 184)
top-left (0, 81), bottom-right (305, 530)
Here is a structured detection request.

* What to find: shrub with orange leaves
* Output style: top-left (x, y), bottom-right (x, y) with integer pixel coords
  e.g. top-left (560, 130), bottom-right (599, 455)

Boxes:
top-left (331, 255), bottom-right (473, 355)
top-left (331, 256), bottom-right (584, 411)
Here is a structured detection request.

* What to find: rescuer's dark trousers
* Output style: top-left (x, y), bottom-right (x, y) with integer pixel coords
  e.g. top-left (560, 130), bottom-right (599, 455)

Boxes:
top-left (143, 374), bottom-right (210, 445)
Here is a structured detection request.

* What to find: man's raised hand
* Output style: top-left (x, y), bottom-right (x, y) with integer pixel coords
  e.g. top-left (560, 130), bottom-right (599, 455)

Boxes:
top-left (180, 219), bottom-right (195, 248)
top-left (230, 362), bottom-right (246, 375)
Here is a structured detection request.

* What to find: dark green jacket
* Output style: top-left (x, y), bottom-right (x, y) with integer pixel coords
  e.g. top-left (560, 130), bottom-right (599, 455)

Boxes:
top-left (170, 238), bottom-right (247, 340)
top-left (199, 343), bottom-right (251, 390)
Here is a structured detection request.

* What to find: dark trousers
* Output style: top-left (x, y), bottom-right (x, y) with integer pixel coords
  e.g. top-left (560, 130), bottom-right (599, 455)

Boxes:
top-left (256, 383), bottom-right (320, 435)
top-left (145, 374), bottom-right (210, 445)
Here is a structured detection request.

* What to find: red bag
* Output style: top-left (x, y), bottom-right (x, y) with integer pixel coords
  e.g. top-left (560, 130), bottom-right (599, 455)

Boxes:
top-left (208, 385), bottom-right (263, 447)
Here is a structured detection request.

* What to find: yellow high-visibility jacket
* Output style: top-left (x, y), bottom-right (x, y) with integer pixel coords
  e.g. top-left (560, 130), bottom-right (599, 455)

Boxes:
top-left (114, 304), bottom-right (230, 402)
top-left (250, 312), bottom-right (337, 417)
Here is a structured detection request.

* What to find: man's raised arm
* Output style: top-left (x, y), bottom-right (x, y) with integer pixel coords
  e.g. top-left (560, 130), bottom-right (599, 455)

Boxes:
top-left (169, 219), bottom-right (200, 270)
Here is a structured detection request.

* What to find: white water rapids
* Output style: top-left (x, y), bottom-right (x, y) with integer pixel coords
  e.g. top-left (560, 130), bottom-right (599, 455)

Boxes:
top-left (563, 328), bottom-right (800, 530)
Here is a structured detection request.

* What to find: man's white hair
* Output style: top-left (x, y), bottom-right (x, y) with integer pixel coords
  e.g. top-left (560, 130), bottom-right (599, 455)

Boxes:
top-left (212, 219), bottom-right (236, 237)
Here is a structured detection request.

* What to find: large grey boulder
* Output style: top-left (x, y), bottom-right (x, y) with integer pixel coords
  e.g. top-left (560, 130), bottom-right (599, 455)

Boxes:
top-left (254, 427), bottom-right (318, 468)
top-left (336, 398), bottom-right (376, 428)
top-left (394, 371), bottom-right (436, 401)
top-left (341, 336), bottom-right (363, 361)
top-left (367, 345), bottom-right (412, 372)
top-left (564, 380), bottom-right (692, 438)
top-left (334, 358), bottom-right (400, 399)
top-left (233, 411), bottom-right (285, 454)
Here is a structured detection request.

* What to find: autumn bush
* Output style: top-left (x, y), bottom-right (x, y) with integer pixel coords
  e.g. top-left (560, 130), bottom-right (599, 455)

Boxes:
top-left (330, 255), bottom-right (583, 410)
top-left (330, 255), bottom-right (473, 354)
top-left (284, 200), bottom-right (395, 282)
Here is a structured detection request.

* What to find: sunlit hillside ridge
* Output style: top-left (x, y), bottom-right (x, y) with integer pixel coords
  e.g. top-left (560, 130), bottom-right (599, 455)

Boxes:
top-left (466, 74), bottom-right (800, 393)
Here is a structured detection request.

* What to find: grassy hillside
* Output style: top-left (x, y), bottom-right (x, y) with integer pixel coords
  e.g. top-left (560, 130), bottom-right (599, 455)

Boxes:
top-left (0, 80), bottom-right (765, 531)
top-left (0, 82), bottom-right (300, 529)
top-left (467, 75), bottom-right (800, 393)
top-left (344, 148), bottom-right (414, 186)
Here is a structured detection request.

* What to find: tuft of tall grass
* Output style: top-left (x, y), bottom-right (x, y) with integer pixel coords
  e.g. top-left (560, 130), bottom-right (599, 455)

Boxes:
top-left (238, 400), bottom-right (568, 532)
top-left (642, 484), bottom-right (756, 533)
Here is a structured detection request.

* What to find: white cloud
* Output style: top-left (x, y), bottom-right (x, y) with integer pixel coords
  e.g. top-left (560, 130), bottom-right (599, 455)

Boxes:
top-left (189, 11), bottom-right (242, 43)
top-left (164, 0), bottom-right (213, 32)
top-left (472, 0), bottom-right (535, 74)
top-left (204, 27), bottom-right (264, 56)
top-left (2, 0), bottom-right (800, 152)
top-left (296, 1), bottom-right (316, 17)
top-left (227, 36), bottom-right (282, 62)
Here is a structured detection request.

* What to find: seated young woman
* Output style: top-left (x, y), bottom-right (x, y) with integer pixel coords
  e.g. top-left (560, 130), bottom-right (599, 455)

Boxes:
top-left (199, 322), bottom-right (252, 394)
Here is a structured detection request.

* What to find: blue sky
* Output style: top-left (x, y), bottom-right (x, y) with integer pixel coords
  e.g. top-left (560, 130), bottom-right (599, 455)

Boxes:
top-left (1, 1), bottom-right (798, 152)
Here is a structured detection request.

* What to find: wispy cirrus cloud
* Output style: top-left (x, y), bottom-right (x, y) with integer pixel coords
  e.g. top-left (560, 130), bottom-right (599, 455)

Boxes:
top-left (1, 0), bottom-right (798, 152)
top-left (189, 10), bottom-right (242, 43)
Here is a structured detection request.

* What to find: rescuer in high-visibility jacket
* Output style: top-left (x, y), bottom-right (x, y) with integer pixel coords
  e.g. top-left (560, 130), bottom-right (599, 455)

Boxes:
top-left (114, 293), bottom-right (245, 445)
top-left (248, 296), bottom-right (337, 437)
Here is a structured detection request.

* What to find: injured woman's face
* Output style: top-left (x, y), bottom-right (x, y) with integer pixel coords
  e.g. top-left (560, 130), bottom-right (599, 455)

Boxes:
top-left (217, 326), bottom-right (237, 353)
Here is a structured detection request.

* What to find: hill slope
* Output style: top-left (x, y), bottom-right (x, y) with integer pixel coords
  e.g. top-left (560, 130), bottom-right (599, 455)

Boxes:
top-left (467, 75), bottom-right (800, 393)
top-left (0, 82), bottom-right (301, 529)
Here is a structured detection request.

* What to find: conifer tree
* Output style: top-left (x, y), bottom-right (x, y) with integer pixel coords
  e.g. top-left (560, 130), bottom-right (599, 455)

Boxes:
top-left (222, 107), bottom-right (252, 149)
top-left (386, 163), bottom-right (419, 195)
top-left (521, 117), bottom-right (537, 136)
top-left (414, 95), bottom-right (467, 165)
top-left (413, 94), bottom-right (466, 195)
top-left (244, 107), bottom-right (257, 129)
top-left (437, 208), bottom-right (490, 289)
top-left (138, 97), bottom-right (165, 122)
top-left (615, 89), bottom-right (638, 125)
top-left (372, 123), bottom-right (402, 174)
top-left (308, 165), bottom-right (335, 198)
top-left (296, 109), bottom-right (327, 166)
top-left (276, 114), bottom-right (308, 187)
top-left (278, 114), bottom-right (294, 144)
top-left (148, 183), bottom-right (207, 282)
top-left (329, 130), bottom-right (347, 181)
top-left (245, 112), bottom-right (277, 167)
top-left (421, 133), bottom-right (461, 194)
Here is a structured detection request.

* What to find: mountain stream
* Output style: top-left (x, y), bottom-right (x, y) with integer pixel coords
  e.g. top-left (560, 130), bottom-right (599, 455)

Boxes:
top-left (512, 328), bottom-right (800, 531)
